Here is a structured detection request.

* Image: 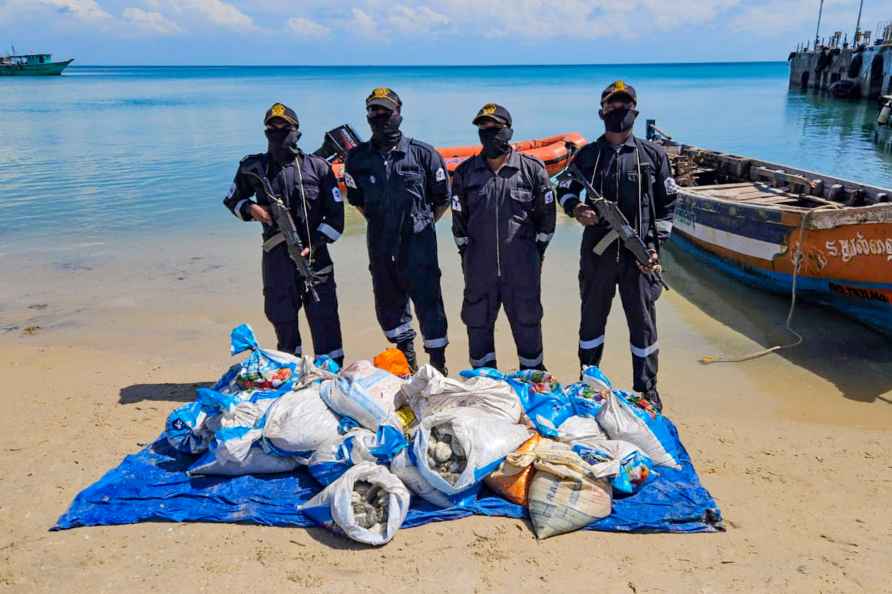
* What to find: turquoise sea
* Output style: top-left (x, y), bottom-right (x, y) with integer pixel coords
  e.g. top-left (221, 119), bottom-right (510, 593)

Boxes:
top-left (1, 62), bottom-right (891, 251)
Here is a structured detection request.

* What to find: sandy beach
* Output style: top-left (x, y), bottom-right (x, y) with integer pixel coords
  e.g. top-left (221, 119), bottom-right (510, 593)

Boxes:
top-left (1, 218), bottom-right (891, 594)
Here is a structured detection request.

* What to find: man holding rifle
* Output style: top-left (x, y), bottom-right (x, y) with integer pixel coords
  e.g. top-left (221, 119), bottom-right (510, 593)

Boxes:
top-left (224, 102), bottom-right (345, 366)
top-left (556, 81), bottom-right (677, 411)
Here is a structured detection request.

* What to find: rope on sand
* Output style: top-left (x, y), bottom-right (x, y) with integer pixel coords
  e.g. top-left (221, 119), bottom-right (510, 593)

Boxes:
top-left (700, 203), bottom-right (841, 364)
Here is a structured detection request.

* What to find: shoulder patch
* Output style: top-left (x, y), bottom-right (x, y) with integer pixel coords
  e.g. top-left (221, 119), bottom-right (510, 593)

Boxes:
top-left (664, 177), bottom-right (679, 195)
top-left (343, 172), bottom-right (357, 189)
top-left (451, 195), bottom-right (462, 212)
top-left (226, 182), bottom-right (237, 200)
top-left (435, 167), bottom-right (446, 182)
top-left (544, 190), bottom-right (554, 204)
top-left (332, 187), bottom-right (343, 202)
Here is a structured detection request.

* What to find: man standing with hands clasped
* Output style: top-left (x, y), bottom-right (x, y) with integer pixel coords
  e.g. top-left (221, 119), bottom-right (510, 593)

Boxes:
top-left (344, 88), bottom-right (451, 374)
top-left (556, 82), bottom-right (677, 411)
top-left (451, 103), bottom-right (555, 371)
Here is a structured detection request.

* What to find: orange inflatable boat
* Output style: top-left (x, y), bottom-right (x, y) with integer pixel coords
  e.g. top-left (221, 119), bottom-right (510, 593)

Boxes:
top-left (330, 131), bottom-right (587, 193)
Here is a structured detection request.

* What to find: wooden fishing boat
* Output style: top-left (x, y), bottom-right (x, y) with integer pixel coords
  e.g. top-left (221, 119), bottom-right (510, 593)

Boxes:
top-left (0, 52), bottom-right (73, 76)
top-left (329, 131), bottom-right (586, 192)
top-left (648, 123), bottom-right (892, 335)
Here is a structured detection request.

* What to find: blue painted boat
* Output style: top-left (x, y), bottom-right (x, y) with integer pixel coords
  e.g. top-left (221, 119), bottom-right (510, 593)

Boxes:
top-left (651, 129), bottom-right (892, 335)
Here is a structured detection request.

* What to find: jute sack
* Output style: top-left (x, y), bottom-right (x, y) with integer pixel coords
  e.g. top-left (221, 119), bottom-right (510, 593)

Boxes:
top-left (518, 445), bottom-right (613, 539)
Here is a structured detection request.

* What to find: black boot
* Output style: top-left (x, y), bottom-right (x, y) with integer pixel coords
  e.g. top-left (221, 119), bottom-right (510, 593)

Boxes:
top-left (428, 347), bottom-right (447, 376)
top-left (642, 388), bottom-right (663, 413)
top-left (397, 341), bottom-right (418, 374)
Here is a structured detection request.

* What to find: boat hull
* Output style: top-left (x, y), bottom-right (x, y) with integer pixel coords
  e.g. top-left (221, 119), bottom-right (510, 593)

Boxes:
top-left (670, 189), bottom-right (892, 335)
top-left (0, 59), bottom-right (73, 76)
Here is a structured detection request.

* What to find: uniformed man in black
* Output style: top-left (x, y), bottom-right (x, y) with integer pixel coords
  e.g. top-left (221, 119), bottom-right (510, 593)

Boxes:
top-left (451, 104), bottom-right (555, 370)
top-left (556, 82), bottom-right (677, 410)
top-left (344, 88), bottom-right (450, 373)
top-left (223, 102), bottom-right (345, 365)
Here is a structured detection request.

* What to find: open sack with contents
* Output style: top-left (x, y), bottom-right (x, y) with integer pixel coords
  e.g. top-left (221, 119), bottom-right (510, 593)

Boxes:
top-left (55, 325), bottom-right (723, 545)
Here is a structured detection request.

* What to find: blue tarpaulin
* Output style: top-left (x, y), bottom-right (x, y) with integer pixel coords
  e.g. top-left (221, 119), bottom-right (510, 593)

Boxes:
top-left (54, 417), bottom-right (722, 535)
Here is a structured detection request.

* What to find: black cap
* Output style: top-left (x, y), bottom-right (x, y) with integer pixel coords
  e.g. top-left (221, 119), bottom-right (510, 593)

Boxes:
top-left (366, 87), bottom-right (402, 111)
top-left (264, 102), bottom-right (299, 127)
top-left (600, 80), bottom-right (637, 105)
top-left (472, 103), bottom-right (512, 127)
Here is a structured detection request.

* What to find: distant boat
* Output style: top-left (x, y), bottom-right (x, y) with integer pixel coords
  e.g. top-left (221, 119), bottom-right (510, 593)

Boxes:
top-left (647, 122), bottom-right (892, 336)
top-left (0, 52), bottom-right (73, 76)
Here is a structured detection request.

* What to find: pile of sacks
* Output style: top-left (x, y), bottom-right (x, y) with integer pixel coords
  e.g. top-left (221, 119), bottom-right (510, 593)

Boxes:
top-left (164, 324), bottom-right (682, 545)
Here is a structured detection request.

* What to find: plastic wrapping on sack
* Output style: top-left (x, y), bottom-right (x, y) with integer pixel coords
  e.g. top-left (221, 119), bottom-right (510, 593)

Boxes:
top-left (565, 382), bottom-right (609, 419)
top-left (261, 382), bottom-right (342, 462)
top-left (572, 441), bottom-right (656, 495)
top-left (309, 426), bottom-right (408, 487)
top-left (518, 444), bottom-right (614, 539)
top-left (321, 360), bottom-right (403, 431)
top-left (165, 401), bottom-right (219, 454)
top-left (460, 369), bottom-right (573, 437)
top-left (581, 365), bottom-right (613, 391)
top-left (401, 365), bottom-right (522, 422)
top-left (597, 390), bottom-right (680, 469)
top-left (413, 407), bottom-right (531, 504)
top-left (214, 324), bottom-right (297, 398)
top-left (300, 463), bottom-right (411, 546)
top-left (187, 397), bottom-right (287, 476)
top-left (557, 414), bottom-right (607, 442)
top-left (389, 448), bottom-right (453, 508)
top-left (484, 433), bottom-right (542, 506)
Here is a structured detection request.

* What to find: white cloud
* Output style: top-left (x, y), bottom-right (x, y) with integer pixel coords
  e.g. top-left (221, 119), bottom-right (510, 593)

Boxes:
top-left (348, 7), bottom-right (377, 38)
top-left (123, 7), bottom-right (182, 34)
top-left (387, 5), bottom-right (449, 34)
top-left (36, 0), bottom-right (112, 22)
top-left (178, 0), bottom-right (256, 31)
top-left (287, 16), bottom-right (330, 38)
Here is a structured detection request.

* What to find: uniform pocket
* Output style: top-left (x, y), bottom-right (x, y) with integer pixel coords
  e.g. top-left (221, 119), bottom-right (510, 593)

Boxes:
top-left (461, 294), bottom-right (491, 329)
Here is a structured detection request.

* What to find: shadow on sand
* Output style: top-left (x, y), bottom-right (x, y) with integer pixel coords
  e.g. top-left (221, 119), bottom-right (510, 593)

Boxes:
top-left (663, 244), bottom-right (892, 405)
top-left (119, 382), bottom-right (211, 405)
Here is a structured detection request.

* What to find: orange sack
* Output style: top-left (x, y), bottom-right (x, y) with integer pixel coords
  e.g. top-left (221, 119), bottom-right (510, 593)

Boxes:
top-left (373, 348), bottom-right (411, 378)
top-left (484, 433), bottom-right (542, 506)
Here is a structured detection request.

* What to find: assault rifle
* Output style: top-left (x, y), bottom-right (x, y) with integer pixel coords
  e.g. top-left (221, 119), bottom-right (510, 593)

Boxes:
top-left (561, 164), bottom-right (669, 290)
top-left (244, 171), bottom-right (323, 302)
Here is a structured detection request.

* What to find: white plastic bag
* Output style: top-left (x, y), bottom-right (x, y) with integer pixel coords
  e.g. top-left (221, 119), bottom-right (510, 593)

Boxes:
top-left (188, 443), bottom-right (299, 476)
top-left (300, 463), bottom-right (411, 546)
top-left (389, 449), bottom-right (453, 508)
top-left (261, 382), bottom-right (342, 461)
top-left (308, 426), bottom-right (408, 486)
top-left (399, 365), bottom-right (522, 422)
top-left (414, 407), bottom-right (531, 501)
top-left (596, 391), bottom-right (680, 469)
top-left (320, 361), bottom-right (402, 431)
top-left (557, 415), bottom-right (607, 442)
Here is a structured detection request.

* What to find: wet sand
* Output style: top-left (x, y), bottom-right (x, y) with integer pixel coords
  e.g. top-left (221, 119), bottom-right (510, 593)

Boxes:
top-left (1, 217), bottom-right (890, 593)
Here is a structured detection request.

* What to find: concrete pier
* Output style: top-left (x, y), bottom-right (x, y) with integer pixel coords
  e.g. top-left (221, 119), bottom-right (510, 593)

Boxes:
top-left (789, 43), bottom-right (892, 99)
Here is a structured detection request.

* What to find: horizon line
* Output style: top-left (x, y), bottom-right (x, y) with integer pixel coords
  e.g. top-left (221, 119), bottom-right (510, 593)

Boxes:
top-left (70, 59), bottom-right (788, 68)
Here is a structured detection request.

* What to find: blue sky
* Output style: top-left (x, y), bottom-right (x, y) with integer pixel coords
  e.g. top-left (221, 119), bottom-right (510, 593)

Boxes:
top-left (0, 0), bottom-right (887, 65)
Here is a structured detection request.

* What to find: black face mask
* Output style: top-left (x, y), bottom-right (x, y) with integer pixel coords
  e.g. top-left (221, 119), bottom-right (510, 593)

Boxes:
top-left (478, 126), bottom-right (513, 159)
top-left (367, 111), bottom-right (403, 148)
top-left (601, 107), bottom-right (638, 134)
top-left (265, 127), bottom-right (301, 163)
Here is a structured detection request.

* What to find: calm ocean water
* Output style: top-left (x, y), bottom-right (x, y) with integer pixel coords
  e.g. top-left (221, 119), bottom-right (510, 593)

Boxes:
top-left (1, 62), bottom-right (891, 251)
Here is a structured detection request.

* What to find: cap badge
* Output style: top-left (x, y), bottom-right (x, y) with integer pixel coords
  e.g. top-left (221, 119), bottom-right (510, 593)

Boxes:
top-left (482, 103), bottom-right (497, 115)
top-left (270, 103), bottom-right (286, 117)
top-left (372, 87), bottom-right (391, 99)
top-left (614, 80), bottom-right (625, 91)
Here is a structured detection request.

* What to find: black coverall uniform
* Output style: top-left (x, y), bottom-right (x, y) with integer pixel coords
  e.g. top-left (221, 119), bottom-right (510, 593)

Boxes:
top-left (556, 135), bottom-right (676, 392)
top-left (451, 150), bottom-right (555, 370)
top-left (344, 135), bottom-right (450, 356)
top-left (224, 150), bottom-right (345, 362)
